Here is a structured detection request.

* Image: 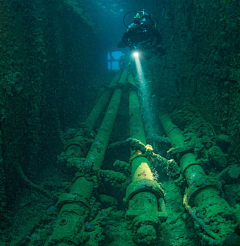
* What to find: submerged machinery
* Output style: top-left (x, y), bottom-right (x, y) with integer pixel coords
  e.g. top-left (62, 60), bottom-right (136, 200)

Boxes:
top-left (46, 65), bottom-right (239, 245)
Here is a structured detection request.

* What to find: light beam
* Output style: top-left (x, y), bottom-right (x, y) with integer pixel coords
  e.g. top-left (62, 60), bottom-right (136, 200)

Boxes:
top-left (133, 51), bottom-right (139, 58)
top-left (134, 52), bottom-right (157, 138)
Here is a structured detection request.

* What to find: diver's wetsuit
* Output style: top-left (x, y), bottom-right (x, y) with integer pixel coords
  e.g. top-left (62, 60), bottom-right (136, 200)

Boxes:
top-left (118, 13), bottom-right (162, 51)
top-left (121, 23), bottom-right (161, 50)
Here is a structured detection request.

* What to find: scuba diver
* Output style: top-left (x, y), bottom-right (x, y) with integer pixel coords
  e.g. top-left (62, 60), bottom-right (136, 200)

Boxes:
top-left (117, 10), bottom-right (163, 57)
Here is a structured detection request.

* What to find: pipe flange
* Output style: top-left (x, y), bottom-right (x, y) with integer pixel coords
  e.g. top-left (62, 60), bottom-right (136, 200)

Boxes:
top-left (183, 177), bottom-right (222, 207)
top-left (73, 171), bottom-right (96, 183)
top-left (124, 179), bottom-right (164, 204)
top-left (73, 171), bottom-right (86, 180)
top-left (56, 193), bottom-right (89, 209)
top-left (182, 161), bottom-right (201, 178)
top-left (64, 137), bottom-right (87, 151)
top-left (75, 131), bottom-right (88, 138)
top-left (167, 145), bottom-right (194, 159)
top-left (129, 152), bottom-right (152, 164)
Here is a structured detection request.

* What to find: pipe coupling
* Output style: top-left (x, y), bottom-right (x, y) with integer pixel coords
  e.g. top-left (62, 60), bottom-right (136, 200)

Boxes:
top-left (64, 137), bottom-right (87, 155)
top-left (183, 176), bottom-right (222, 207)
top-left (124, 179), bottom-right (164, 204)
top-left (56, 192), bottom-right (90, 209)
top-left (167, 144), bottom-right (194, 159)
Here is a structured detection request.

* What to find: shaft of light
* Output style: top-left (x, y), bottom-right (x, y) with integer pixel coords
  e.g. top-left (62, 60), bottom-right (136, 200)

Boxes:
top-left (134, 55), bottom-right (145, 84)
top-left (134, 55), bottom-right (156, 137)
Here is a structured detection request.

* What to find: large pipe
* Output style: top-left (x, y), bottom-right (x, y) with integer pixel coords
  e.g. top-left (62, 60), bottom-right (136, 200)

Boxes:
top-left (85, 72), bottom-right (121, 130)
top-left (47, 68), bottom-right (128, 245)
top-left (64, 72), bottom-right (122, 161)
top-left (125, 74), bottom-right (166, 245)
top-left (159, 113), bottom-right (236, 245)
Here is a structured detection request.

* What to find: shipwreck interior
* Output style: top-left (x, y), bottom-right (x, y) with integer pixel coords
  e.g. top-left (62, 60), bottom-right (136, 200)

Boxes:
top-left (0, 0), bottom-right (240, 245)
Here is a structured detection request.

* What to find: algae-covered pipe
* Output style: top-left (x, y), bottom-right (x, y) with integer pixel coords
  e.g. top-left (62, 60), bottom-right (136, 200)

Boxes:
top-left (128, 74), bottom-right (152, 179)
top-left (79, 72), bottom-right (128, 173)
top-left (47, 69), bottom-right (128, 245)
top-left (159, 113), bottom-right (236, 244)
top-left (125, 74), bottom-right (166, 246)
top-left (64, 72), bottom-right (122, 159)
top-left (85, 72), bottom-right (121, 130)
top-left (159, 113), bottom-right (205, 184)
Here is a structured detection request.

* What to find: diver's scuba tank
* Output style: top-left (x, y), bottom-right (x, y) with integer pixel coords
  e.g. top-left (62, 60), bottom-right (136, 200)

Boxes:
top-left (123, 9), bottom-right (157, 28)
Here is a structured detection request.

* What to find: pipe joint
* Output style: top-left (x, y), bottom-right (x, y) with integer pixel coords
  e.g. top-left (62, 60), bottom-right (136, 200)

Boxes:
top-left (167, 144), bottom-right (195, 160)
top-left (124, 179), bottom-right (164, 204)
top-left (183, 176), bottom-right (222, 207)
top-left (47, 202), bottom-right (88, 245)
top-left (181, 160), bottom-right (202, 178)
top-left (126, 192), bottom-right (167, 245)
top-left (130, 151), bottom-right (153, 165)
top-left (64, 127), bottom-right (95, 160)
top-left (56, 192), bottom-right (90, 209)
top-left (64, 138), bottom-right (88, 157)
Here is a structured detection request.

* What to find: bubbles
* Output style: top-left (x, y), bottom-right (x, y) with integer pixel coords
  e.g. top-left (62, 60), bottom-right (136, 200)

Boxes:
top-left (152, 168), bottom-right (159, 181)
